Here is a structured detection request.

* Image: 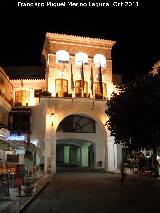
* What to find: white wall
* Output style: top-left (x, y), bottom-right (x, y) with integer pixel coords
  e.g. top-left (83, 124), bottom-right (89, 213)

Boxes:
top-left (28, 97), bottom-right (120, 172)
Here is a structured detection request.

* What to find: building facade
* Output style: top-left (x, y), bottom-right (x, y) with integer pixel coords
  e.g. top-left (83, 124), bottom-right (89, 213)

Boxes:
top-left (1, 33), bottom-right (123, 174)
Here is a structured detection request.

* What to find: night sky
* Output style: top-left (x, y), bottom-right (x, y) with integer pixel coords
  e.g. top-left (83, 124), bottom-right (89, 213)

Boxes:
top-left (0, 1), bottom-right (159, 81)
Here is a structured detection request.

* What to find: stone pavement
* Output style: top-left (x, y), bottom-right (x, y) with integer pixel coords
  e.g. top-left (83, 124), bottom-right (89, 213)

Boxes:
top-left (23, 172), bottom-right (160, 213)
top-left (0, 173), bottom-right (54, 213)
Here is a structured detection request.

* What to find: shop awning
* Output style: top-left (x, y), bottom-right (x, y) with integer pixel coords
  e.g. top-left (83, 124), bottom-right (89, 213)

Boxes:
top-left (0, 139), bottom-right (10, 151)
top-left (9, 141), bottom-right (38, 153)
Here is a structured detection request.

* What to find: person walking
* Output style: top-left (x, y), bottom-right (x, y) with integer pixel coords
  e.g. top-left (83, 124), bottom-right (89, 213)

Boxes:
top-left (120, 160), bottom-right (127, 184)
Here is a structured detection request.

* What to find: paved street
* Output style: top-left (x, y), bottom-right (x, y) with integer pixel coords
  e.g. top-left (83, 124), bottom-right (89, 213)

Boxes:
top-left (24, 172), bottom-right (160, 213)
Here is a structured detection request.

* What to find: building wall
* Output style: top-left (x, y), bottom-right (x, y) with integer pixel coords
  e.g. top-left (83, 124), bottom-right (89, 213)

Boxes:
top-left (11, 79), bottom-right (46, 106)
top-left (28, 97), bottom-right (119, 173)
top-left (0, 67), bottom-right (13, 104)
top-left (46, 54), bottom-right (113, 97)
top-left (1, 33), bottom-right (122, 173)
top-left (0, 67), bottom-right (12, 127)
top-left (38, 33), bottom-right (120, 173)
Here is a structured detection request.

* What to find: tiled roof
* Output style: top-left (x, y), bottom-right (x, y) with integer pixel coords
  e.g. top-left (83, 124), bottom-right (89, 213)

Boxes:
top-left (4, 66), bottom-right (45, 80)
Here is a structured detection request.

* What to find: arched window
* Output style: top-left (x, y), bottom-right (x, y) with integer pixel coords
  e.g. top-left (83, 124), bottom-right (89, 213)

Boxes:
top-left (57, 115), bottom-right (95, 133)
top-left (93, 54), bottom-right (106, 68)
top-left (75, 52), bottom-right (88, 65)
top-left (56, 50), bottom-right (69, 63)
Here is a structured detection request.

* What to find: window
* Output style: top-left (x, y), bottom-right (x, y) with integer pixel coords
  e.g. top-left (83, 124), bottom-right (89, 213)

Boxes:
top-left (9, 114), bottom-right (31, 132)
top-left (9, 108), bottom-right (31, 133)
top-left (56, 50), bottom-right (69, 63)
top-left (34, 89), bottom-right (42, 97)
top-left (95, 82), bottom-right (106, 98)
top-left (55, 79), bottom-right (68, 97)
top-left (93, 54), bottom-right (106, 68)
top-left (75, 80), bottom-right (88, 97)
top-left (75, 52), bottom-right (88, 65)
top-left (57, 115), bottom-right (96, 133)
top-left (15, 90), bottom-right (30, 106)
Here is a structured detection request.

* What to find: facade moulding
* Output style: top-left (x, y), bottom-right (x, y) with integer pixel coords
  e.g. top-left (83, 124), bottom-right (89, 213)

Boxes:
top-left (46, 32), bottom-right (116, 49)
top-left (49, 41), bottom-right (113, 50)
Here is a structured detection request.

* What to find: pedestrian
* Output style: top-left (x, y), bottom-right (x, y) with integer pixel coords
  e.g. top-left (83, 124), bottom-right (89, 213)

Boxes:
top-left (120, 160), bottom-right (127, 184)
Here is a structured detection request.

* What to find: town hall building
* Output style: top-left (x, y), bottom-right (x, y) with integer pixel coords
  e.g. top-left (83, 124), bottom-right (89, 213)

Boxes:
top-left (0, 33), bottom-right (122, 174)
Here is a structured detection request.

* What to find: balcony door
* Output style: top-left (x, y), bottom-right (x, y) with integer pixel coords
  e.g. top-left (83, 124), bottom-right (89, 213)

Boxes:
top-left (95, 82), bottom-right (106, 99)
top-left (55, 79), bottom-right (68, 97)
top-left (75, 80), bottom-right (88, 97)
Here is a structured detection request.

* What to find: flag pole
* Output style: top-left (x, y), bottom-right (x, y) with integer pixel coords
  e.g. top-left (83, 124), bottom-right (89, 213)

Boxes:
top-left (99, 64), bottom-right (103, 98)
top-left (90, 66), bottom-right (95, 109)
top-left (81, 61), bottom-right (84, 97)
top-left (71, 63), bottom-right (74, 101)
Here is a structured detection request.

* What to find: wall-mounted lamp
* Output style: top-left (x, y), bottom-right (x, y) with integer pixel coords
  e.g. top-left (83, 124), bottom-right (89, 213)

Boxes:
top-left (50, 113), bottom-right (55, 126)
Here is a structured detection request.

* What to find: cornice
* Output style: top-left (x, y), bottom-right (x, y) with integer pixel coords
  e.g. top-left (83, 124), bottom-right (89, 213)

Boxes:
top-left (46, 32), bottom-right (116, 49)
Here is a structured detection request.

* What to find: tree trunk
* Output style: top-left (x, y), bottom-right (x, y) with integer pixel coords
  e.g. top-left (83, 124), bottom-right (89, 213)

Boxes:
top-left (153, 146), bottom-right (159, 177)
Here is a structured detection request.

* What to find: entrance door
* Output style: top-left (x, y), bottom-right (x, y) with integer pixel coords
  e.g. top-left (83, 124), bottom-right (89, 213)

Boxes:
top-left (55, 79), bottom-right (68, 97)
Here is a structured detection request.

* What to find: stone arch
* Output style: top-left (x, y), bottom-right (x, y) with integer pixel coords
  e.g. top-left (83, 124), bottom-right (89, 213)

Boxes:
top-left (56, 112), bottom-right (108, 171)
top-left (56, 112), bottom-right (107, 139)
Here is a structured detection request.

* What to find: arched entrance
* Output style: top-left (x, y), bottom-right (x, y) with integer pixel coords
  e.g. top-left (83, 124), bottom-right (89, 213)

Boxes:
top-left (56, 114), bottom-right (105, 171)
top-left (56, 138), bottom-right (95, 170)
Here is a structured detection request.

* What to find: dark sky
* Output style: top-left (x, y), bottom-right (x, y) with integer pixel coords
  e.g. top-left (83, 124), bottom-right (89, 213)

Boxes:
top-left (0, 1), bottom-right (159, 81)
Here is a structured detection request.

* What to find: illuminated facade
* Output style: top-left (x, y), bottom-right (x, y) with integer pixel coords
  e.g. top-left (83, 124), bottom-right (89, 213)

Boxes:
top-left (150, 59), bottom-right (160, 75)
top-left (1, 33), bottom-right (123, 173)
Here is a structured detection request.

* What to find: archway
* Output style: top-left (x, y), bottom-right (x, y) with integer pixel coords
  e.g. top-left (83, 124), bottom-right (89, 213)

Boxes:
top-left (56, 114), bottom-right (106, 171)
top-left (56, 138), bottom-right (95, 170)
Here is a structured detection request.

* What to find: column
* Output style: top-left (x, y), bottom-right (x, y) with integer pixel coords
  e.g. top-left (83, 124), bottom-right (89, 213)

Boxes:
top-left (44, 121), bottom-right (56, 174)
top-left (77, 147), bottom-right (81, 166)
top-left (64, 146), bottom-right (70, 164)
top-left (51, 136), bottom-right (56, 174)
top-left (81, 144), bottom-right (89, 167)
top-left (107, 135), bottom-right (118, 172)
top-left (95, 145), bottom-right (104, 169)
top-left (44, 139), bottom-right (52, 173)
top-left (104, 138), bottom-right (108, 172)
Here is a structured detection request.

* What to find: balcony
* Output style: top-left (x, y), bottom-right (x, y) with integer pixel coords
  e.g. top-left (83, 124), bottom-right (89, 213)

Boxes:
top-left (9, 107), bottom-right (31, 133)
top-left (0, 91), bottom-right (12, 112)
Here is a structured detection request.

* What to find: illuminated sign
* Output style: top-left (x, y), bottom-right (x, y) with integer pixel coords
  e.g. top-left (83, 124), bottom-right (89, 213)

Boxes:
top-left (9, 135), bottom-right (25, 141)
